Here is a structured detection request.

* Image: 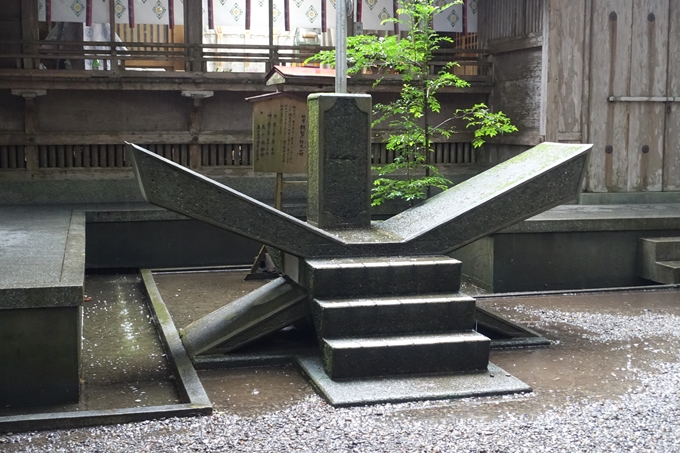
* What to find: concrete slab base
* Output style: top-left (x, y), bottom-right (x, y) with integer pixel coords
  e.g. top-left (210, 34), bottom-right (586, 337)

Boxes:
top-left (295, 354), bottom-right (531, 407)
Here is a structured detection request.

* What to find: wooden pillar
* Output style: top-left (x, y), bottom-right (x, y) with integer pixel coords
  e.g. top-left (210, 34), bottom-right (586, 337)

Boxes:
top-left (184, 0), bottom-right (204, 72)
top-left (109, 0), bottom-right (119, 71)
top-left (182, 90), bottom-right (214, 170)
top-left (541, 0), bottom-right (560, 142)
top-left (12, 90), bottom-right (46, 171)
top-left (21, 0), bottom-right (39, 69)
top-left (24, 94), bottom-right (39, 171)
top-left (189, 97), bottom-right (202, 169)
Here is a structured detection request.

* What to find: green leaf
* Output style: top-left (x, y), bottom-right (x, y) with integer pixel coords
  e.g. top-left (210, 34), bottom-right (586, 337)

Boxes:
top-left (305, 0), bottom-right (515, 206)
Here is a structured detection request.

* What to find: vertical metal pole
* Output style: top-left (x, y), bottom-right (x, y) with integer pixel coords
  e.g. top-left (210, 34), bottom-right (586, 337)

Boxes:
top-left (335, 0), bottom-right (347, 93)
top-left (268, 0), bottom-right (275, 71)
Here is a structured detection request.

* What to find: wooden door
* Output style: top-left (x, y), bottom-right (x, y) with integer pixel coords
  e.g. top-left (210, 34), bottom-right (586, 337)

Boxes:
top-left (586, 0), bottom-right (678, 193)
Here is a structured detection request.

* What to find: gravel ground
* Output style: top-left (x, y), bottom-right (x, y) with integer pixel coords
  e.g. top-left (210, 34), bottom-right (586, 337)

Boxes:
top-left (3, 298), bottom-right (680, 453)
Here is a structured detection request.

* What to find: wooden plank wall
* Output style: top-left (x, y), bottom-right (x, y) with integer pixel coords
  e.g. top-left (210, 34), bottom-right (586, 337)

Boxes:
top-left (665, 2), bottom-right (680, 191)
top-left (484, 0), bottom-right (680, 195)
top-left (490, 49), bottom-right (543, 134)
top-left (480, 0), bottom-right (543, 47)
top-left (544, 0), bottom-right (587, 143)
top-left (585, 0), bottom-right (677, 193)
top-left (480, 0), bottom-right (545, 153)
top-left (586, 0), bottom-right (631, 192)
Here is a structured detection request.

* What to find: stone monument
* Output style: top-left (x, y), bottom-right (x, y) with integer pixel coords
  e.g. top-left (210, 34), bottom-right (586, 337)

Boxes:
top-left (126, 93), bottom-right (591, 405)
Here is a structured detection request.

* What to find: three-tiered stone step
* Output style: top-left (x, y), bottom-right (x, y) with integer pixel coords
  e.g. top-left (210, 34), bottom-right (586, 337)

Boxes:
top-left (303, 256), bottom-right (490, 380)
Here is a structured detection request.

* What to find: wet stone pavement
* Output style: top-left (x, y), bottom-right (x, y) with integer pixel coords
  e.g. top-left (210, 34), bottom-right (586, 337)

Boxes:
top-left (2, 272), bottom-right (680, 452)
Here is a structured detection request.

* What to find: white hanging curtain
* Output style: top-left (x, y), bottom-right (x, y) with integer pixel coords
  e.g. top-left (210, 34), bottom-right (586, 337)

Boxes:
top-left (360, 0), bottom-right (394, 31)
top-left (40, 0), bottom-right (185, 26)
top-left (244, 0), bottom-right (287, 29)
top-left (289, 0), bottom-right (323, 30)
top-left (433, 0), bottom-right (463, 33)
top-left (211, 0), bottom-right (248, 29)
top-left (49, 0), bottom-right (88, 23)
top-left (466, 0), bottom-right (478, 33)
top-left (41, 0), bottom-right (476, 31)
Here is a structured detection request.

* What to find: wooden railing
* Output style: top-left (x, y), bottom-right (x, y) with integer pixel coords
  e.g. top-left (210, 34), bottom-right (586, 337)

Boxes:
top-left (0, 39), bottom-right (489, 75)
top-left (0, 142), bottom-right (477, 171)
top-left (0, 39), bottom-right (331, 71)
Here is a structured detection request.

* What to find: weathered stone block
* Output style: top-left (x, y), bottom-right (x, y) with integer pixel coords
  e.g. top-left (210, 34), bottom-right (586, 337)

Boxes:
top-left (307, 94), bottom-right (372, 230)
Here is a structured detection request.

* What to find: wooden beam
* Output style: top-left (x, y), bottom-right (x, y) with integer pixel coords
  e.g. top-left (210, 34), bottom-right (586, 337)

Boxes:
top-left (486, 33), bottom-right (543, 54)
top-left (0, 131), bottom-right (254, 146)
top-left (0, 70), bottom-right (492, 94)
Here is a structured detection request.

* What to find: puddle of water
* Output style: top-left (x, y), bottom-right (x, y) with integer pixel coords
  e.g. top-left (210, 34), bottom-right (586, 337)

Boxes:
top-left (151, 270), bottom-right (680, 420)
top-left (0, 274), bottom-right (180, 416)
top-left (198, 365), bottom-right (314, 417)
top-left (391, 291), bottom-right (680, 421)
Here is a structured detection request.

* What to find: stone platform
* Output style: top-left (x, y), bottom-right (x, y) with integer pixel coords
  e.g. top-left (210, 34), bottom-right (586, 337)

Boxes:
top-left (452, 203), bottom-right (680, 292)
top-left (296, 355), bottom-right (531, 407)
top-left (0, 207), bottom-right (84, 407)
top-left (0, 202), bottom-right (256, 411)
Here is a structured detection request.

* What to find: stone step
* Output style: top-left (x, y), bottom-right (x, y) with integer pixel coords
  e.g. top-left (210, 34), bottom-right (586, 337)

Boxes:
top-left (303, 255), bottom-right (461, 298)
top-left (640, 237), bottom-right (680, 261)
top-left (639, 238), bottom-right (680, 283)
top-left (650, 261), bottom-right (680, 284)
top-left (322, 331), bottom-right (490, 380)
top-left (312, 294), bottom-right (476, 338)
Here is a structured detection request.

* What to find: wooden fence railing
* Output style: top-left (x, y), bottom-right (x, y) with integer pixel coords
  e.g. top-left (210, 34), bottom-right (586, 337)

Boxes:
top-left (0, 142), bottom-right (477, 171)
top-left (0, 39), bottom-right (489, 75)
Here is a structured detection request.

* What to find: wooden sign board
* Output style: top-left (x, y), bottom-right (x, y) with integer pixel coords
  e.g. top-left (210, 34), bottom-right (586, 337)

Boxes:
top-left (246, 92), bottom-right (308, 174)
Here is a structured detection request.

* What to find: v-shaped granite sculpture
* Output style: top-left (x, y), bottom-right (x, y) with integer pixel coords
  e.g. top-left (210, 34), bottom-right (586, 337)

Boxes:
top-left (127, 94), bottom-right (591, 405)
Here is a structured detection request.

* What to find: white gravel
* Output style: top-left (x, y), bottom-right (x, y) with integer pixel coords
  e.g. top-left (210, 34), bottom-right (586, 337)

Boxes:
top-left (3, 302), bottom-right (680, 452)
top-left (505, 304), bottom-right (680, 343)
top-left (2, 364), bottom-right (679, 453)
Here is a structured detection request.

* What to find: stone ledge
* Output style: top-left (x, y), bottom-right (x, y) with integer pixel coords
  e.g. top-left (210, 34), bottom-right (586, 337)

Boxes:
top-left (0, 207), bottom-right (84, 309)
top-left (501, 204), bottom-right (680, 234)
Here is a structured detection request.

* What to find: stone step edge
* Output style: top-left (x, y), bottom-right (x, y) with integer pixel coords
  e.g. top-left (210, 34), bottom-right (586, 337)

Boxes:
top-left (305, 255), bottom-right (459, 270)
top-left (315, 294), bottom-right (475, 308)
top-left (324, 331), bottom-right (488, 349)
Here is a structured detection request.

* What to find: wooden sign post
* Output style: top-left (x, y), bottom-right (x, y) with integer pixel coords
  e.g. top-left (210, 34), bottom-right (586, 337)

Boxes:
top-left (245, 91), bottom-right (309, 278)
top-left (246, 92), bottom-right (308, 209)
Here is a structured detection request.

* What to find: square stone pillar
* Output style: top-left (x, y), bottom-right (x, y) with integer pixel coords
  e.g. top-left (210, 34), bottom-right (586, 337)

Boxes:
top-left (307, 94), bottom-right (372, 230)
